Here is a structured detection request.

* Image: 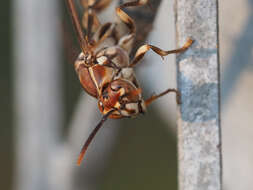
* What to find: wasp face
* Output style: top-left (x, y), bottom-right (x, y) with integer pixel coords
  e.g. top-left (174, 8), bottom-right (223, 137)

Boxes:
top-left (98, 79), bottom-right (146, 118)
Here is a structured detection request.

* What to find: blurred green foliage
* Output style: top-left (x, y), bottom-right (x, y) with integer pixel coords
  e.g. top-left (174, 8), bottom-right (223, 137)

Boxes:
top-left (101, 109), bottom-right (178, 190)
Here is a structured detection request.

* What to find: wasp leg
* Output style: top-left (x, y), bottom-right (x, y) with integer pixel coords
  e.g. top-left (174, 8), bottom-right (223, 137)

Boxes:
top-left (129, 38), bottom-right (194, 67)
top-left (92, 22), bottom-right (117, 49)
top-left (81, 0), bottom-right (112, 12)
top-left (116, 0), bottom-right (149, 53)
top-left (82, 8), bottom-right (101, 39)
top-left (81, 0), bottom-right (114, 37)
top-left (145, 88), bottom-right (181, 106)
top-left (116, 0), bottom-right (150, 34)
top-left (117, 32), bottom-right (135, 54)
top-left (81, 0), bottom-right (118, 48)
top-left (81, 1), bottom-right (102, 40)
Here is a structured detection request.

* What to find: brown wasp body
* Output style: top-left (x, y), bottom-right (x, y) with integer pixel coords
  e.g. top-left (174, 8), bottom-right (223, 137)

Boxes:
top-left (75, 43), bottom-right (145, 119)
top-left (66, 0), bottom-right (193, 165)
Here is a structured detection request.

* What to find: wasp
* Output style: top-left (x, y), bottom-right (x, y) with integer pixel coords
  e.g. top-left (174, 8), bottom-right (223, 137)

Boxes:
top-left (66, 0), bottom-right (193, 165)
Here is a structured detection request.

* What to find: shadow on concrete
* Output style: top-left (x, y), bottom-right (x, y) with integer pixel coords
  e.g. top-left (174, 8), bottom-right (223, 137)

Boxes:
top-left (222, 0), bottom-right (253, 105)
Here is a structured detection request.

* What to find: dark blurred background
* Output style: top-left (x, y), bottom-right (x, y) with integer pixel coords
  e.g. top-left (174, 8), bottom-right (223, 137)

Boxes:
top-left (0, 1), bottom-right (13, 189)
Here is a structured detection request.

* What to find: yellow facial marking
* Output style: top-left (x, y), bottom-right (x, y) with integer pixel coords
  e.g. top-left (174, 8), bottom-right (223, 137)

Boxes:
top-left (114, 101), bottom-right (121, 109)
top-left (119, 88), bottom-right (125, 96)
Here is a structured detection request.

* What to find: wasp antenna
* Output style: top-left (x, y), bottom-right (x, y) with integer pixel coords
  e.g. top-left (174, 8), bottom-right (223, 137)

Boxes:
top-left (77, 110), bottom-right (114, 166)
top-left (66, 0), bottom-right (88, 52)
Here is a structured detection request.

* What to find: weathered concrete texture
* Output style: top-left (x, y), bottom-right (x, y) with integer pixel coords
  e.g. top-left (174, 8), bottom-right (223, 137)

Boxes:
top-left (180, 76), bottom-right (219, 122)
top-left (175, 0), bottom-right (222, 189)
top-left (178, 120), bottom-right (221, 190)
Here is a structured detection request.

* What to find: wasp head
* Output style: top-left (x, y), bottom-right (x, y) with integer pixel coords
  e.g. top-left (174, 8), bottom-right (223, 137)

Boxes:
top-left (98, 79), bottom-right (146, 118)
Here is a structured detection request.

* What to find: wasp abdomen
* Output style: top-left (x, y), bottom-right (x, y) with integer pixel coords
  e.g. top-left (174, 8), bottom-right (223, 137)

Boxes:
top-left (76, 64), bottom-right (98, 98)
top-left (88, 64), bottom-right (115, 95)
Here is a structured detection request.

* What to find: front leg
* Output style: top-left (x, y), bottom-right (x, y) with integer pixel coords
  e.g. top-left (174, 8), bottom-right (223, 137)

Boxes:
top-left (130, 38), bottom-right (194, 67)
top-left (145, 88), bottom-right (181, 106)
top-left (116, 0), bottom-right (150, 53)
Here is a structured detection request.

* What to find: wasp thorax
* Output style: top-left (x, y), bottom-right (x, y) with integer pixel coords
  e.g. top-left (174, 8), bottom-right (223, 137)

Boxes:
top-left (98, 79), bottom-right (146, 118)
top-left (96, 46), bottom-right (129, 68)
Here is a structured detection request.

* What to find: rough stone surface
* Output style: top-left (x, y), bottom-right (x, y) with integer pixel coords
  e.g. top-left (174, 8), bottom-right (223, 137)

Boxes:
top-left (175, 0), bottom-right (222, 189)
